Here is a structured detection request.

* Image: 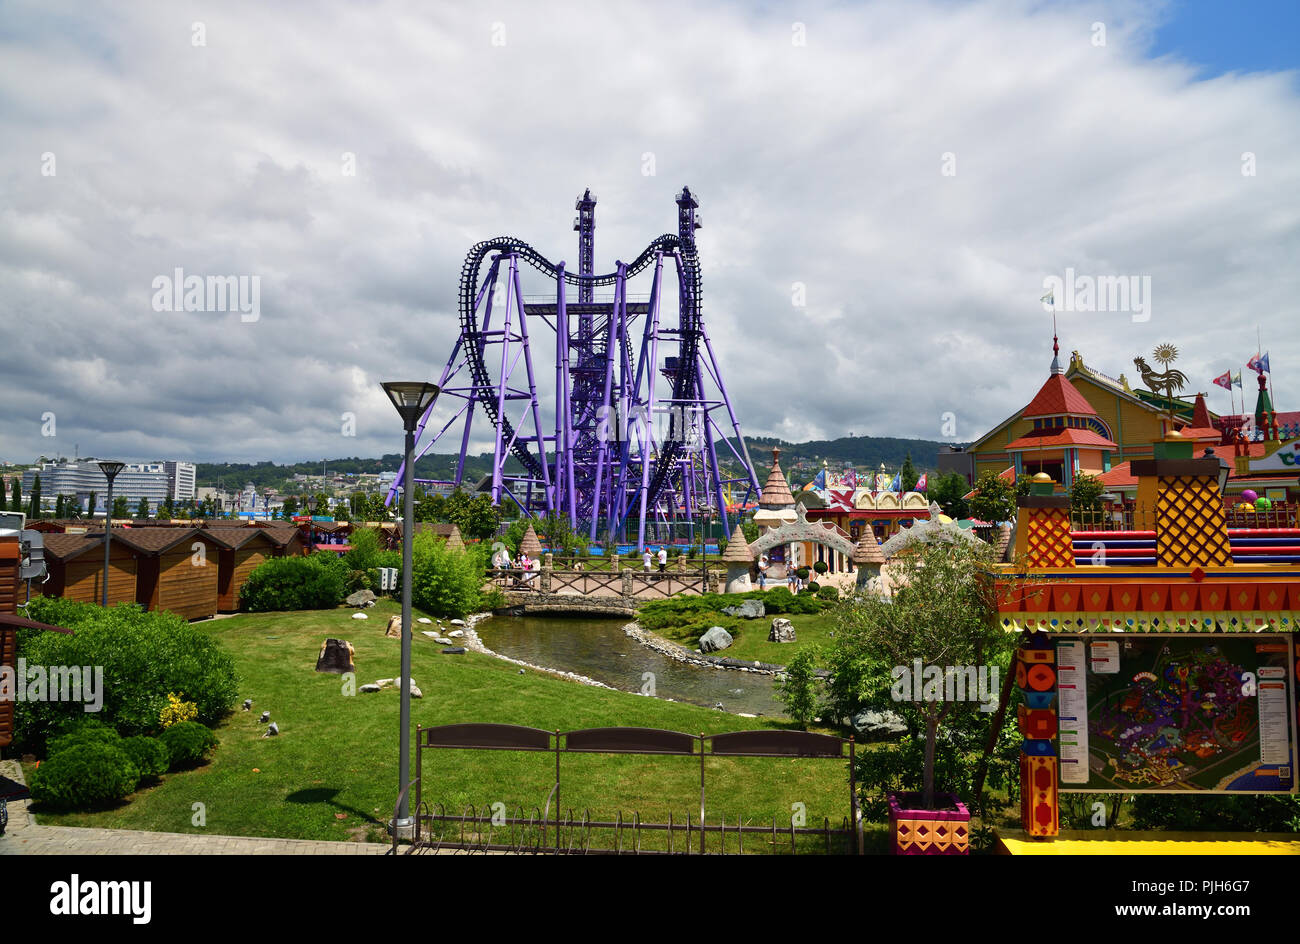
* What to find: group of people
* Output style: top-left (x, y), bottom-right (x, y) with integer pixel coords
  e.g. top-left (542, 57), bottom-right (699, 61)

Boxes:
top-left (491, 546), bottom-right (540, 587)
top-left (641, 546), bottom-right (670, 574)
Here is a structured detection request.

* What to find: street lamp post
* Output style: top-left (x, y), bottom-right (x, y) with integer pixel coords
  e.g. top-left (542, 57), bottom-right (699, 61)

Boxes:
top-left (97, 460), bottom-right (124, 607)
top-left (382, 381), bottom-right (440, 839)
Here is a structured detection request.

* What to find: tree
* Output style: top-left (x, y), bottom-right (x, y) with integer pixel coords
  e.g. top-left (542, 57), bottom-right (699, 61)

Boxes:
top-left (281, 495), bottom-right (299, 518)
top-left (26, 475), bottom-right (41, 519)
top-left (8, 478), bottom-right (19, 512)
top-left (967, 469), bottom-right (1016, 524)
top-left (414, 491), bottom-right (447, 523)
top-left (929, 471), bottom-right (970, 519)
top-left (54, 494), bottom-right (65, 518)
top-left (137, 497), bottom-right (150, 519)
top-left (112, 496), bottom-right (129, 519)
top-left (445, 490), bottom-right (501, 540)
top-left (776, 646), bottom-right (823, 729)
top-left (900, 453), bottom-right (918, 493)
top-left (833, 538), bottom-right (1011, 809)
top-left (1069, 471), bottom-right (1105, 513)
top-left (88, 490), bottom-right (97, 518)
top-left (160, 496), bottom-right (174, 520)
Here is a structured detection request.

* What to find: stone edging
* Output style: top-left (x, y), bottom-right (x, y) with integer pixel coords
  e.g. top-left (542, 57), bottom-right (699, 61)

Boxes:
top-left (622, 622), bottom-right (787, 676)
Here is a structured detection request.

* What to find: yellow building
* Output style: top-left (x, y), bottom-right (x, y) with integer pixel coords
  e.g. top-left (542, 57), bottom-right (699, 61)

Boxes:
top-left (968, 346), bottom-right (1212, 487)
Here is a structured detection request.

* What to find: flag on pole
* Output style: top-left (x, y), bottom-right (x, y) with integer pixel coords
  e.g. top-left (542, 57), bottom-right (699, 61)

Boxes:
top-left (813, 469), bottom-right (826, 490)
top-left (1248, 352), bottom-right (1271, 374)
top-left (889, 473), bottom-right (902, 492)
top-left (1212, 371), bottom-right (1232, 390)
top-left (915, 472), bottom-right (928, 491)
top-left (1232, 370), bottom-right (1243, 389)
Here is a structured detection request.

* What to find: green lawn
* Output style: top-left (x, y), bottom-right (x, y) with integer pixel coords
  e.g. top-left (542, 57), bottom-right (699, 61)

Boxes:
top-left (28, 599), bottom-right (874, 850)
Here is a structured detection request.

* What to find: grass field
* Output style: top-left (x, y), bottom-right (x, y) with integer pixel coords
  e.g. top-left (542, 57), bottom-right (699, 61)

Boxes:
top-left (643, 609), bottom-right (839, 666)
top-left (27, 599), bottom-right (880, 851)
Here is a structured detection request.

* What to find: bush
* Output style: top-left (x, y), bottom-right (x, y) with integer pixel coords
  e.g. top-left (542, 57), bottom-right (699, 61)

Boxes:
top-left (410, 532), bottom-right (491, 619)
top-left (817, 584), bottom-right (840, 602)
top-left (47, 717), bottom-right (121, 757)
top-left (159, 692), bottom-right (198, 729)
top-left (239, 553), bottom-right (348, 611)
top-left (160, 721), bottom-right (218, 770)
top-left (776, 646), bottom-right (822, 728)
top-left (30, 740), bottom-right (140, 809)
top-left (812, 560), bottom-right (829, 575)
top-left (121, 736), bottom-right (171, 780)
top-left (15, 598), bottom-right (239, 753)
top-left (806, 580), bottom-right (821, 592)
top-left (796, 566), bottom-right (810, 580)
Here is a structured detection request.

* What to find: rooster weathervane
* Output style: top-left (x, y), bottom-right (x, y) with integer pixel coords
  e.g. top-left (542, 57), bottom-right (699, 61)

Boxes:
top-left (1133, 343), bottom-right (1188, 427)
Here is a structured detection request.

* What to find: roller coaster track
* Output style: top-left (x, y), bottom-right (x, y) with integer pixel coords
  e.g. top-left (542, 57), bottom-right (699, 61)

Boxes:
top-left (458, 232), bottom-right (699, 513)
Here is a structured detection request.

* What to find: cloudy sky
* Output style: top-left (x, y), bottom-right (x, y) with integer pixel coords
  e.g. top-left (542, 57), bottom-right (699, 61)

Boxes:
top-left (2, 0), bottom-right (1297, 467)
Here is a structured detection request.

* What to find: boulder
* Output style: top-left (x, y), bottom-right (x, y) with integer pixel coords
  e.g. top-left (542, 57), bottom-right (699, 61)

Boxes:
top-left (768, 618), bottom-right (796, 643)
top-left (351, 612), bottom-right (368, 620)
top-left (448, 629), bottom-right (465, 638)
top-left (359, 683), bottom-right (381, 693)
top-left (315, 638), bottom-right (356, 674)
top-left (346, 589), bottom-right (376, 607)
top-left (433, 636), bottom-right (454, 645)
top-left (409, 684), bottom-right (423, 699)
top-left (441, 646), bottom-right (467, 655)
top-left (385, 615), bottom-right (402, 638)
top-left (849, 709), bottom-right (908, 739)
top-left (698, 626), bottom-right (734, 653)
top-left (450, 619), bottom-right (465, 626)
top-left (417, 617), bottom-right (432, 624)
top-left (722, 599), bottom-right (765, 620)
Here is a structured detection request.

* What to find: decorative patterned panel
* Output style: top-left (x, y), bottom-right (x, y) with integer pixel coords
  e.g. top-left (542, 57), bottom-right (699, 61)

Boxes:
top-left (1025, 508), bottom-right (1074, 568)
top-left (1155, 475), bottom-right (1233, 568)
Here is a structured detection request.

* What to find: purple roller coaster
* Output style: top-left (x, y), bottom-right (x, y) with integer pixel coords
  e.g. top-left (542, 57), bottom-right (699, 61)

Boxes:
top-left (386, 187), bottom-right (761, 549)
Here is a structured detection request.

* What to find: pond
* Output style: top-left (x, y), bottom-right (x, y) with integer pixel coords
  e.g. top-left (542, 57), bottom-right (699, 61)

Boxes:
top-left (475, 614), bottom-right (785, 718)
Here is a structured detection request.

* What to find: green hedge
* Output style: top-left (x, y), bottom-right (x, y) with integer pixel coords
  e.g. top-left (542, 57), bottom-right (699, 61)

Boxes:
top-left (122, 735), bottom-right (171, 780)
top-left (30, 740), bottom-right (140, 809)
top-left (16, 598), bottom-right (239, 753)
top-left (240, 553), bottom-right (348, 611)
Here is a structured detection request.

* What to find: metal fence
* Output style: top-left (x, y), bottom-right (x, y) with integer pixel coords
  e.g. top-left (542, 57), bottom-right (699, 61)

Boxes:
top-left (392, 724), bottom-right (862, 855)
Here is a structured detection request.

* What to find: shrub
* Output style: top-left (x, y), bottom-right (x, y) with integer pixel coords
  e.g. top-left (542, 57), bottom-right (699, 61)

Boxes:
top-left (47, 717), bottom-right (121, 757)
top-left (806, 580), bottom-right (821, 592)
top-left (812, 560), bottom-right (829, 575)
top-left (161, 721), bottom-right (218, 770)
top-left (816, 584), bottom-right (840, 602)
top-left (30, 740), bottom-right (140, 809)
top-left (159, 692), bottom-right (198, 729)
top-left (239, 553), bottom-right (348, 611)
top-left (796, 566), bottom-right (810, 580)
top-left (410, 532), bottom-right (490, 619)
top-left (121, 736), bottom-right (171, 780)
top-left (776, 646), bottom-right (823, 729)
top-left (15, 598), bottom-right (239, 753)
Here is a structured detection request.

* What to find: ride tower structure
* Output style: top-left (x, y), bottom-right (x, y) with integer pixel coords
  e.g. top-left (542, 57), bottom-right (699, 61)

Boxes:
top-left (386, 187), bottom-right (760, 549)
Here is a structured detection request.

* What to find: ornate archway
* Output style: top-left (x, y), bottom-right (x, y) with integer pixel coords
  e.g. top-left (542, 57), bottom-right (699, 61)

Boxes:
top-left (749, 506), bottom-right (855, 560)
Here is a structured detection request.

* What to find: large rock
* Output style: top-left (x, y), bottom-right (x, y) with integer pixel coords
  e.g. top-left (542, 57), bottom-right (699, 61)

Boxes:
top-left (359, 683), bottom-right (381, 693)
top-left (698, 626), bottom-right (734, 653)
top-left (385, 615), bottom-right (402, 638)
top-left (346, 589), bottom-right (376, 607)
top-left (850, 709), bottom-right (908, 739)
top-left (315, 638), bottom-right (355, 674)
top-left (722, 599), bottom-right (765, 620)
top-left (768, 618), bottom-right (796, 643)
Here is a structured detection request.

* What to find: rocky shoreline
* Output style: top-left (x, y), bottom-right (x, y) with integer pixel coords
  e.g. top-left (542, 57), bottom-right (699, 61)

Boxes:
top-left (621, 622), bottom-right (788, 676)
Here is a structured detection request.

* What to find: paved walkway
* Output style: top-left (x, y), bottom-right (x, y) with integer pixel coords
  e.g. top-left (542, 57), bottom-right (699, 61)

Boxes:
top-left (1, 761), bottom-right (389, 855)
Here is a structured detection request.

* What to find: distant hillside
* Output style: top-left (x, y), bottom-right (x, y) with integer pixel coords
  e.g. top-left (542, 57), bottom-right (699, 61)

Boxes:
top-left (197, 434), bottom-right (961, 491)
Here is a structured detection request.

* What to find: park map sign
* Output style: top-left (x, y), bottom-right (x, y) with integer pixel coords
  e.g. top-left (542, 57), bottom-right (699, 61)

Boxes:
top-left (1056, 635), bottom-right (1297, 794)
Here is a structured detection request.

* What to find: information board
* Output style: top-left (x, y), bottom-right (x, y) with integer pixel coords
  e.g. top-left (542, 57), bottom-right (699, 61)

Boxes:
top-left (1055, 634), bottom-right (1296, 793)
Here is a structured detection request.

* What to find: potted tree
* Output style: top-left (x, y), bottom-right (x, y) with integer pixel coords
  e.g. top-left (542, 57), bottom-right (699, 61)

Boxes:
top-left (834, 536), bottom-right (1013, 854)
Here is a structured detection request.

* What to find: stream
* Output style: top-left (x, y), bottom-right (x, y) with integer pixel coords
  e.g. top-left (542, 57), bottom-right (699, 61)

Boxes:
top-left (475, 614), bottom-right (785, 717)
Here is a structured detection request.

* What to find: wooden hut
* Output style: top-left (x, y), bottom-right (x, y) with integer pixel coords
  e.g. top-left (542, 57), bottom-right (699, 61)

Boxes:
top-left (115, 528), bottom-right (224, 621)
top-left (206, 527), bottom-right (282, 611)
top-left (37, 532), bottom-right (138, 605)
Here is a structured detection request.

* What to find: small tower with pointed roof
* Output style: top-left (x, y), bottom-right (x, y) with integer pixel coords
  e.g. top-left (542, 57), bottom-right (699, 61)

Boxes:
top-left (721, 523), bottom-right (753, 593)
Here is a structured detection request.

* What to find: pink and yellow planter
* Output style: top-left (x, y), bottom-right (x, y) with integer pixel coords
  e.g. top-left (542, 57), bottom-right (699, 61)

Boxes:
top-left (888, 792), bottom-right (971, 855)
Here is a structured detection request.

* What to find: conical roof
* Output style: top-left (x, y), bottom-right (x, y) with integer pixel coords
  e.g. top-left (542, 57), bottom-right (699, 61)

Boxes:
top-left (720, 524), bottom-right (752, 563)
top-left (445, 524), bottom-right (465, 550)
top-left (853, 529), bottom-right (885, 565)
top-left (518, 522), bottom-right (544, 557)
top-left (758, 447), bottom-right (795, 509)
